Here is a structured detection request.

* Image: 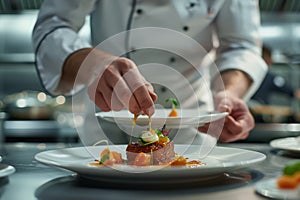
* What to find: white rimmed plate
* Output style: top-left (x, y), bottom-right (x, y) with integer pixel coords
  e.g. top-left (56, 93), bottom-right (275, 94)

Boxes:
top-left (0, 164), bottom-right (15, 178)
top-left (96, 109), bottom-right (228, 128)
top-left (255, 178), bottom-right (300, 200)
top-left (35, 145), bottom-right (265, 184)
top-left (270, 137), bottom-right (300, 154)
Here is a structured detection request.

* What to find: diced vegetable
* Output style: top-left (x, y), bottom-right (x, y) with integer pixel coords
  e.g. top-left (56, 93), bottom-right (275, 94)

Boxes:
top-left (99, 148), bottom-right (122, 165)
top-left (133, 152), bottom-right (151, 166)
top-left (165, 98), bottom-right (179, 117)
top-left (168, 109), bottom-right (178, 117)
top-left (277, 175), bottom-right (298, 189)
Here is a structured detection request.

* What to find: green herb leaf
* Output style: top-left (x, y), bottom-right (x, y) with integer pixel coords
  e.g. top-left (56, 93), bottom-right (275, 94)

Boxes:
top-left (155, 129), bottom-right (163, 137)
top-left (165, 98), bottom-right (178, 108)
top-left (138, 138), bottom-right (156, 146)
top-left (100, 152), bottom-right (110, 164)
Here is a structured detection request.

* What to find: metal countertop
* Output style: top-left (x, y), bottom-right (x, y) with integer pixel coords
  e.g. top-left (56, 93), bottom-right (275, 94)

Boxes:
top-left (0, 141), bottom-right (298, 200)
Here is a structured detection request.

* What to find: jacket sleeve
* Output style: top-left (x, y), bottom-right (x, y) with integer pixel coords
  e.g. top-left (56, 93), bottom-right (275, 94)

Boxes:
top-left (32, 0), bottom-right (97, 95)
top-left (213, 0), bottom-right (268, 101)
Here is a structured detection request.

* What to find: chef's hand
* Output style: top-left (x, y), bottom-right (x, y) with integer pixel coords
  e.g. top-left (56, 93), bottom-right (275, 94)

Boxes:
top-left (88, 57), bottom-right (157, 116)
top-left (56, 48), bottom-right (157, 116)
top-left (198, 91), bottom-right (254, 142)
top-left (198, 70), bottom-right (254, 142)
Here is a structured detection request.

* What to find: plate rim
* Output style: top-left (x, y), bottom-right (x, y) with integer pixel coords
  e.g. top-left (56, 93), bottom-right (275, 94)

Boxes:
top-left (255, 178), bottom-right (300, 200)
top-left (270, 137), bottom-right (300, 152)
top-left (96, 109), bottom-right (229, 127)
top-left (34, 145), bottom-right (266, 180)
top-left (0, 164), bottom-right (15, 178)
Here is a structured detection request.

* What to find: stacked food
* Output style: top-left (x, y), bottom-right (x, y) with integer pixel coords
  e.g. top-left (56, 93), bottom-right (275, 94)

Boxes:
top-left (126, 128), bottom-right (175, 166)
top-left (94, 126), bottom-right (201, 167)
top-left (95, 100), bottom-right (202, 167)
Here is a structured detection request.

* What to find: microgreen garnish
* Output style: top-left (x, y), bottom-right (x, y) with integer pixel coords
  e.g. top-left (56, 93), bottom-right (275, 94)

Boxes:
top-left (165, 98), bottom-right (178, 109)
top-left (138, 138), bottom-right (155, 146)
top-left (137, 128), bottom-right (170, 146)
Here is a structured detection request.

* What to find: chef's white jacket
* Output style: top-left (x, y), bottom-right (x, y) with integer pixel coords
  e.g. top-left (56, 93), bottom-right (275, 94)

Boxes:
top-left (32, 0), bottom-right (267, 110)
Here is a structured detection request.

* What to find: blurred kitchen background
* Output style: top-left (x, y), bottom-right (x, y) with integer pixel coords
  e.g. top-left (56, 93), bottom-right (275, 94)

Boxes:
top-left (0, 0), bottom-right (300, 143)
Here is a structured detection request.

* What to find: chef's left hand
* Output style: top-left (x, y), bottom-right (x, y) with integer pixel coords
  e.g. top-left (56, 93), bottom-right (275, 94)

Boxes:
top-left (198, 91), bottom-right (254, 142)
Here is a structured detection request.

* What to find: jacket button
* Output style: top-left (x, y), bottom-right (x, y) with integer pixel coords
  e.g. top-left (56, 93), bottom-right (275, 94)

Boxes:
top-left (136, 8), bottom-right (143, 15)
top-left (183, 26), bottom-right (189, 31)
top-left (170, 57), bottom-right (176, 63)
top-left (189, 2), bottom-right (195, 8)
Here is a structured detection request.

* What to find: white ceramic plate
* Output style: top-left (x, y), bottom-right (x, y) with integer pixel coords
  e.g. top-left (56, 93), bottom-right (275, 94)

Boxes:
top-left (255, 178), bottom-right (300, 200)
top-left (270, 137), bottom-right (300, 153)
top-left (96, 109), bottom-right (228, 128)
top-left (35, 145), bottom-right (265, 184)
top-left (0, 164), bottom-right (15, 178)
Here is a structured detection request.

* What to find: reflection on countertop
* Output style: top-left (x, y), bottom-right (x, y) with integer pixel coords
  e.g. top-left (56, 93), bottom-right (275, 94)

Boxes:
top-left (3, 120), bottom-right (78, 143)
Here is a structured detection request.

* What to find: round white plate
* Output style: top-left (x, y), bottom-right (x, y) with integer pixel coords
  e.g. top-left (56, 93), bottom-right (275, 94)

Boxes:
top-left (0, 164), bottom-right (15, 178)
top-left (35, 145), bottom-right (265, 184)
top-left (96, 109), bottom-right (228, 128)
top-left (270, 137), bottom-right (300, 153)
top-left (255, 178), bottom-right (300, 200)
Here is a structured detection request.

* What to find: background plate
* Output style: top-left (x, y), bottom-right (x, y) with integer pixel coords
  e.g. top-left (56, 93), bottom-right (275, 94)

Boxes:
top-left (0, 164), bottom-right (15, 178)
top-left (270, 137), bottom-right (300, 154)
top-left (96, 109), bottom-right (228, 128)
top-left (255, 178), bottom-right (300, 200)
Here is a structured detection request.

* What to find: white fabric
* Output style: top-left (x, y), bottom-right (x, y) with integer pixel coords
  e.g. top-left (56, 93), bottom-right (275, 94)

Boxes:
top-left (32, 0), bottom-right (267, 103)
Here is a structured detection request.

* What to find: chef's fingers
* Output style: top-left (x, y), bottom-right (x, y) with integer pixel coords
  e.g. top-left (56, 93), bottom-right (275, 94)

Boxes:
top-left (95, 92), bottom-right (111, 112)
top-left (122, 68), bottom-right (156, 116)
top-left (111, 77), bottom-right (141, 114)
top-left (218, 116), bottom-right (251, 142)
top-left (145, 81), bottom-right (158, 102)
top-left (88, 81), bottom-right (111, 111)
top-left (88, 76), bottom-right (125, 111)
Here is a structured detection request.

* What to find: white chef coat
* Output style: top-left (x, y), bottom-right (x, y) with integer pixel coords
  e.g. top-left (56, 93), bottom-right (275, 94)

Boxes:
top-left (32, 0), bottom-right (267, 110)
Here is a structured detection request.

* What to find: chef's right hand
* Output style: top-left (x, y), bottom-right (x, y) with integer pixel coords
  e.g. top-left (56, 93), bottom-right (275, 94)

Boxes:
top-left (88, 57), bottom-right (157, 116)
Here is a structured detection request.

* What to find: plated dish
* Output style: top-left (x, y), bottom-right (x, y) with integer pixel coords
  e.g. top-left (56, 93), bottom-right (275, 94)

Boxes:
top-left (255, 178), bottom-right (300, 200)
top-left (96, 109), bottom-right (228, 128)
top-left (270, 137), bottom-right (300, 154)
top-left (0, 164), bottom-right (15, 178)
top-left (35, 145), bottom-right (266, 184)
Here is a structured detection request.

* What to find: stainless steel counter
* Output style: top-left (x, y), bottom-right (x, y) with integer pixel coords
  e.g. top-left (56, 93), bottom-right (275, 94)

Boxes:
top-left (0, 142), bottom-right (297, 200)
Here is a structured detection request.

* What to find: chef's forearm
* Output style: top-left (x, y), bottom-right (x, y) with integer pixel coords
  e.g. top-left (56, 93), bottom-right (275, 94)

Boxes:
top-left (55, 48), bottom-right (114, 94)
top-left (212, 69), bottom-right (253, 98)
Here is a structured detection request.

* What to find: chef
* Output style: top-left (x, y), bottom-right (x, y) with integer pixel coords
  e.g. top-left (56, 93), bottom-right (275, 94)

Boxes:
top-left (32, 0), bottom-right (267, 144)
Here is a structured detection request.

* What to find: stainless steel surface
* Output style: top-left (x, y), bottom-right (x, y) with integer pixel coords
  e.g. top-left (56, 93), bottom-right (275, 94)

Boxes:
top-left (0, 64), bottom-right (43, 96)
top-left (3, 91), bottom-right (55, 120)
top-left (3, 120), bottom-right (78, 143)
top-left (0, 112), bottom-right (6, 145)
top-left (0, 11), bottom-right (90, 63)
top-left (261, 13), bottom-right (300, 61)
top-left (246, 123), bottom-right (300, 142)
top-left (0, 142), bottom-right (296, 200)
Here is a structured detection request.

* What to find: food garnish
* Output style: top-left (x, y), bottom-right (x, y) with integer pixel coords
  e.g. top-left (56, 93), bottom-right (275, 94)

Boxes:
top-left (132, 114), bottom-right (139, 125)
top-left (277, 161), bottom-right (300, 189)
top-left (139, 130), bottom-right (159, 143)
top-left (91, 125), bottom-right (203, 167)
top-left (137, 128), bottom-right (169, 146)
top-left (97, 148), bottom-right (123, 166)
top-left (165, 98), bottom-right (178, 117)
